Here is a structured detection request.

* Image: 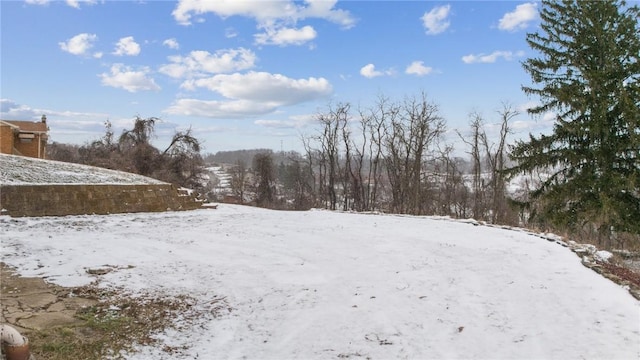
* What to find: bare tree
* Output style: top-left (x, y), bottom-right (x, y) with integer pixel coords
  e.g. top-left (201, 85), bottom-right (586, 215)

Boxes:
top-left (316, 103), bottom-right (349, 210)
top-left (79, 120), bottom-right (123, 170)
top-left (457, 112), bottom-right (487, 220)
top-left (340, 108), bottom-right (354, 210)
top-left (279, 159), bottom-right (314, 210)
top-left (253, 152), bottom-right (276, 208)
top-left (78, 117), bottom-right (205, 189)
top-left (434, 145), bottom-right (469, 218)
top-left (457, 104), bottom-right (517, 224)
top-left (301, 134), bottom-right (319, 207)
top-left (47, 142), bottom-right (81, 163)
top-left (360, 95), bottom-right (392, 211)
top-left (156, 127), bottom-right (205, 190)
top-left (230, 160), bottom-right (248, 203)
top-left (118, 117), bottom-right (160, 176)
top-left (482, 103), bottom-right (517, 224)
top-left (384, 93), bottom-right (446, 215)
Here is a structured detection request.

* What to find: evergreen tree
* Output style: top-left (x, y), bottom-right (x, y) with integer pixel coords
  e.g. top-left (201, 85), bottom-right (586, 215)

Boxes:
top-left (508, 0), bottom-right (640, 245)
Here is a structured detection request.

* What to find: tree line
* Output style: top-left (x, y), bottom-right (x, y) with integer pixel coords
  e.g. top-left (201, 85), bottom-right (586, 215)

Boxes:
top-left (225, 0), bottom-right (640, 249)
top-left (251, 96), bottom-right (522, 225)
top-left (48, 0), bottom-right (639, 249)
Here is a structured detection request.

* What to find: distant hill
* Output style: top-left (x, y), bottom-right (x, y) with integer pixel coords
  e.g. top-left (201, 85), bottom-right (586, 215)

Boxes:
top-left (0, 154), bottom-right (166, 185)
top-left (204, 149), bottom-right (304, 166)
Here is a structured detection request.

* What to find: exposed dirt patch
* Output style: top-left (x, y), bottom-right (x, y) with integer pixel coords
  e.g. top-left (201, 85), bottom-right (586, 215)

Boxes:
top-left (567, 245), bottom-right (640, 300)
top-left (586, 260), bottom-right (640, 300)
top-left (598, 261), bottom-right (640, 287)
top-left (1, 263), bottom-right (230, 360)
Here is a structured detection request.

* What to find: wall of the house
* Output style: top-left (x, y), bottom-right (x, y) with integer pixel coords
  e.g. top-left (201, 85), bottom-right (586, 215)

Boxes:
top-left (13, 133), bottom-right (47, 159)
top-left (0, 184), bottom-right (202, 217)
top-left (0, 125), bottom-right (14, 155)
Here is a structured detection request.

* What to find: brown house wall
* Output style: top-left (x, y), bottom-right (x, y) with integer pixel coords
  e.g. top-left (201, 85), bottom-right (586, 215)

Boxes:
top-left (13, 134), bottom-right (47, 159)
top-left (0, 125), bottom-right (14, 155)
top-left (0, 184), bottom-right (202, 217)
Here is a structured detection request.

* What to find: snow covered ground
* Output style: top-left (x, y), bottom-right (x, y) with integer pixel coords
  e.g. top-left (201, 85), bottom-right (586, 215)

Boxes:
top-left (206, 166), bottom-right (232, 189)
top-left (0, 154), bottom-right (165, 185)
top-left (1, 205), bottom-right (638, 359)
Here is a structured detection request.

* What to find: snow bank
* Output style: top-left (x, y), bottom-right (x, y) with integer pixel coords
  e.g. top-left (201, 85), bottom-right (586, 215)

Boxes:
top-left (594, 250), bottom-right (614, 263)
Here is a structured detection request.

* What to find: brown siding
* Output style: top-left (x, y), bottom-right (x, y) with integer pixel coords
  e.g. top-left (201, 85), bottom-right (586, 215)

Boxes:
top-left (0, 120), bottom-right (48, 159)
top-left (12, 133), bottom-right (47, 159)
top-left (0, 125), bottom-right (14, 155)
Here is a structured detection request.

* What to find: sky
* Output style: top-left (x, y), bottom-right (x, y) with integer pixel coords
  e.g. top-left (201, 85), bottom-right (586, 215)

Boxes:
top-left (0, 0), bottom-right (555, 155)
top-left (2, 204), bottom-right (639, 358)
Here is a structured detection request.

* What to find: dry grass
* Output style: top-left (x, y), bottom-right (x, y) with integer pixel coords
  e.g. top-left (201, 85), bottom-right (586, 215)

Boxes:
top-left (27, 286), bottom-right (230, 360)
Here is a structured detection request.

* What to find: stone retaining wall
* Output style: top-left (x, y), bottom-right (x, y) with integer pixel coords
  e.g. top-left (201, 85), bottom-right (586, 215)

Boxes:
top-left (0, 184), bottom-right (202, 217)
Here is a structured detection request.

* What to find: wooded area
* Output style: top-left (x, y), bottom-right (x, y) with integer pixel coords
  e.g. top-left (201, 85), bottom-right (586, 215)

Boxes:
top-left (46, 0), bottom-right (639, 249)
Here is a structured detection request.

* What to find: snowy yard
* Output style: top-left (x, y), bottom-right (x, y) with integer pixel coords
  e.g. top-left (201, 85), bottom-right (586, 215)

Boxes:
top-left (1, 205), bottom-right (638, 359)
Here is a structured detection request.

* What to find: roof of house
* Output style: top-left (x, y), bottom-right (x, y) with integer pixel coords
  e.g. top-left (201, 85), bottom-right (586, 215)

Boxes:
top-left (0, 120), bottom-right (48, 133)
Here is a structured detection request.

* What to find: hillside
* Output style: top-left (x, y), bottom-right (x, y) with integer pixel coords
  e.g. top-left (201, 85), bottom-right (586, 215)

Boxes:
top-left (2, 205), bottom-right (638, 359)
top-left (0, 154), bottom-right (166, 185)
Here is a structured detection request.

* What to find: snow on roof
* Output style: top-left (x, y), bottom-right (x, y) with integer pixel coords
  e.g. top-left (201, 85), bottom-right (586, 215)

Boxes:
top-left (0, 154), bottom-right (167, 185)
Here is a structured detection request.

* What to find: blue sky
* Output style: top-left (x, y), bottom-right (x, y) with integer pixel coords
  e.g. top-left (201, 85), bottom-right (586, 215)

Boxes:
top-left (1, 0), bottom-right (554, 154)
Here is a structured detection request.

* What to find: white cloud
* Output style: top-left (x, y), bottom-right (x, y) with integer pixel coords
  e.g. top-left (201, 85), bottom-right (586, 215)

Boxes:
top-left (255, 114), bottom-right (314, 129)
top-left (165, 72), bottom-right (332, 118)
top-left (159, 48), bottom-right (257, 79)
top-left (0, 100), bottom-right (104, 130)
top-left (298, 0), bottom-right (356, 29)
top-left (113, 36), bottom-right (141, 56)
top-left (421, 4), bottom-right (451, 35)
top-left (405, 61), bottom-right (433, 76)
top-left (511, 111), bottom-right (556, 134)
top-left (462, 50), bottom-right (525, 64)
top-left (541, 111), bottom-right (556, 123)
top-left (99, 64), bottom-right (160, 92)
top-left (225, 28), bottom-right (238, 38)
top-left (172, 1), bottom-right (290, 25)
top-left (163, 38), bottom-right (180, 50)
top-left (1, 99), bottom-right (43, 120)
top-left (360, 64), bottom-right (381, 78)
top-left (506, 102), bottom-right (556, 134)
top-left (171, 0), bottom-right (353, 48)
top-left (0, 99), bottom-right (111, 138)
top-left (59, 33), bottom-right (98, 56)
top-left (25, 0), bottom-right (50, 5)
top-left (516, 101), bottom-right (538, 113)
top-left (172, 0), bottom-right (355, 28)
top-left (360, 64), bottom-right (394, 79)
top-left (164, 99), bottom-right (278, 118)
top-left (180, 71), bottom-right (332, 105)
top-left (66, 0), bottom-right (98, 9)
top-left (498, 3), bottom-right (538, 31)
top-left (255, 25), bottom-right (317, 46)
